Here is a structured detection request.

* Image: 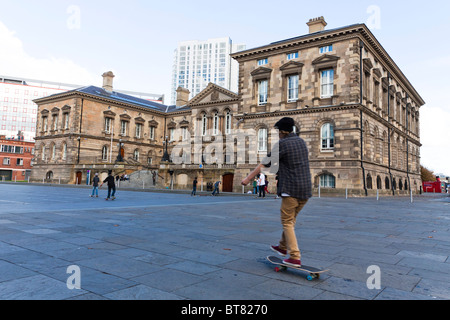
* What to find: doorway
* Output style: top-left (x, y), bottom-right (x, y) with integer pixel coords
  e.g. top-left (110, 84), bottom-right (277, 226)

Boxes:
top-left (76, 171), bottom-right (82, 185)
top-left (222, 173), bottom-right (234, 193)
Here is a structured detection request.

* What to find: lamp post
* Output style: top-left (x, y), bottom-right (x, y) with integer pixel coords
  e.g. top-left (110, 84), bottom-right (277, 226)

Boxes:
top-left (161, 135), bottom-right (171, 162)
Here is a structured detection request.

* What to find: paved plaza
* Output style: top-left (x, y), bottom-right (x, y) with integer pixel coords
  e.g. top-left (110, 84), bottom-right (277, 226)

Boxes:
top-left (0, 183), bottom-right (449, 300)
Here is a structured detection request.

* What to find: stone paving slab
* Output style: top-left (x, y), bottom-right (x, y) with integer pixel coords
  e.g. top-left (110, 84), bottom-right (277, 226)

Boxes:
top-left (0, 183), bottom-right (449, 300)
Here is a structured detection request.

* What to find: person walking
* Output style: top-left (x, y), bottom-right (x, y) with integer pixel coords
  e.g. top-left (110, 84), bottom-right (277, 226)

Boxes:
top-left (211, 180), bottom-right (221, 196)
top-left (100, 170), bottom-right (116, 201)
top-left (90, 173), bottom-right (100, 198)
top-left (258, 172), bottom-right (266, 198)
top-left (252, 178), bottom-right (258, 195)
top-left (191, 177), bottom-right (198, 196)
top-left (241, 117), bottom-right (311, 267)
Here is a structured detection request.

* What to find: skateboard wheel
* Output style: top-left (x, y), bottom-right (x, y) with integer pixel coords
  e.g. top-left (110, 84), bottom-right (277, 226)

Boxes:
top-left (275, 267), bottom-right (280, 272)
top-left (307, 275), bottom-right (313, 281)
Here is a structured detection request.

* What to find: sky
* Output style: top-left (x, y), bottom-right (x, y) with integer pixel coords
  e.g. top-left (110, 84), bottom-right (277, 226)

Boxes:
top-left (0, 0), bottom-right (449, 175)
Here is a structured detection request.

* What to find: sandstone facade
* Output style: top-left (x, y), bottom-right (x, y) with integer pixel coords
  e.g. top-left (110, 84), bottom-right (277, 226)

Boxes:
top-left (32, 19), bottom-right (424, 196)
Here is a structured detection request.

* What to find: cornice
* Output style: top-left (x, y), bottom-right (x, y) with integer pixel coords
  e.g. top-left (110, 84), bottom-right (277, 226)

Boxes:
top-left (231, 23), bottom-right (425, 107)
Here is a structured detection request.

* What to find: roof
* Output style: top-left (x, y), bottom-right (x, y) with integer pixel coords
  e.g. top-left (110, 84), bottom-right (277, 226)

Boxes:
top-left (35, 85), bottom-right (173, 113)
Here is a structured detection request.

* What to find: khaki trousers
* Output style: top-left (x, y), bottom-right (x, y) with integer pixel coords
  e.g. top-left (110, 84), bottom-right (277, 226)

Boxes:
top-left (278, 197), bottom-right (308, 260)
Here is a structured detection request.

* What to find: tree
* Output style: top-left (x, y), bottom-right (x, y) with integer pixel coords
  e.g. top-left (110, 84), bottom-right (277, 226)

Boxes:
top-left (421, 166), bottom-right (436, 182)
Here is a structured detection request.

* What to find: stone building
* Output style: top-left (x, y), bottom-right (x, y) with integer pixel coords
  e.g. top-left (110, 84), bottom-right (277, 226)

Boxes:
top-left (225, 17), bottom-right (424, 195)
top-left (31, 17), bottom-right (424, 196)
top-left (31, 72), bottom-right (178, 184)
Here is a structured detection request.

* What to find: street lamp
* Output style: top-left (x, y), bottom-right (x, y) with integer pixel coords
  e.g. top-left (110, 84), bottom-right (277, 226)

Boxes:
top-left (162, 135), bottom-right (171, 162)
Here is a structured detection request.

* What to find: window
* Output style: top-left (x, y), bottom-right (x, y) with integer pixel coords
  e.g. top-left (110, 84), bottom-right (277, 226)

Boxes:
top-left (51, 144), bottom-right (56, 160)
top-left (52, 115), bottom-right (58, 131)
top-left (120, 120), bottom-right (128, 136)
top-left (201, 114), bottom-right (207, 136)
top-left (63, 114), bottom-right (69, 129)
top-left (287, 52), bottom-right (299, 60)
top-left (62, 143), bottom-right (67, 160)
top-left (320, 174), bottom-right (335, 188)
top-left (3, 158), bottom-right (10, 165)
top-left (321, 123), bottom-right (335, 150)
top-left (258, 128), bottom-right (268, 152)
top-left (257, 58), bottom-right (268, 66)
top-left (169, 128), bottom-right (175, 141)
top-left (16, 158), bottom-right (23, 166)
top-left (182, 127), bottom-right (189, 141)
top-left (42, 117), bottom-right (48, 132)
top-left (319, 45), bottom-right (333, 54)
top-left (287, 75), bottom-right (299, 102)
top-left (258, 80), bottom-right (268, 106)
top-left (102, 146), bottom-right (108, 161)
top-left (104, 118), bottom-right (111, 133)
top-left (147, 157), bottom-right (153, 165)
top-left (320, 69), bottom-right (334, 98)
top-left (149, 126), bottom-right (155, 140)
top-left (41, 145), bottom-right (46, 160)
top-left (135, 123), bottom-right (142, 138)
top-left (133, 149), bottom-right (139, 161)
top-left (225, 111), bottom-right (231, 135)
top-left (213, 112), bottom-right (219, 136)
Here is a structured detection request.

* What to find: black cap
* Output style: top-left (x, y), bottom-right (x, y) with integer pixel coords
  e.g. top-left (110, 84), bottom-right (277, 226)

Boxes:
top-left (274, 117), bottom-right (295, 132)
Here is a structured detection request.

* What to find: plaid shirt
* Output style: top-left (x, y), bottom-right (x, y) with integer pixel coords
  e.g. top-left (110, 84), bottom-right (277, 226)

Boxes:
top-left (264, 133), bottom-right (312, 200)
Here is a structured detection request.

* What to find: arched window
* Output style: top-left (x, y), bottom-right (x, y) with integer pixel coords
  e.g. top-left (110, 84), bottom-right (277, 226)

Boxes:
top-left (201, 113), bottom-right (207, 136)
top-left (225, 110), bottom-right (231, 135)
top-left (102, 146), bottom-right (108, 161)
top-left (377, 176), bottom-right (382, 190)
top-left (213, 111), bottom-right (219, 136)
top-left (385, 177), bottom-right (390, 190)
top-left (258, 128), bottom-right (268, 152)
top-left (133, 149), bottom-right (140, 162)
top-left (321, 123), bottom-right (334, 150)
top-left (320, 174), bottom-right (335, 188)
top-left (367, 174), bottom-right (373, 189)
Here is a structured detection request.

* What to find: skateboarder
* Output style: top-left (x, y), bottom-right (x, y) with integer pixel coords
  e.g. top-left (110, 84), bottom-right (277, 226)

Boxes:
top-left (100, 170), bottom-right (116, 200)
top-left (242, 117), bottom-right (312, 267)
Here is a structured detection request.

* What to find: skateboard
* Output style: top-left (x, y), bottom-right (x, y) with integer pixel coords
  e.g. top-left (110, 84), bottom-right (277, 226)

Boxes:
top-left (105, 197), bottom-right (116, 201)
top-left (266, 256), bottom-right (329, 281)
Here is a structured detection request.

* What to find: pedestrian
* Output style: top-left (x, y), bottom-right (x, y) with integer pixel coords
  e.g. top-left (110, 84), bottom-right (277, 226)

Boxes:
top-left (191, 177), bottom-right (198, 196)
top-left (241, 117), bottom-right (311, 267)
top-left (90, 173), bottom-right (100, 198)
top-left (100, 170), bottom-right (116, 200)
top-left (264, 177), bottom-right (270, 194)
top-left (258, 172), bottom-right (266, 198)
top-left (252, 178), bottom-right (258, 195)
top-left (212, 180), bottom-right (221, 196)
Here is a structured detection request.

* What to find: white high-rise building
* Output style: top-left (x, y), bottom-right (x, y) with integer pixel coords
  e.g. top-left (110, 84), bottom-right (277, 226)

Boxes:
top-left (171, 37), bottom-right (246, 105)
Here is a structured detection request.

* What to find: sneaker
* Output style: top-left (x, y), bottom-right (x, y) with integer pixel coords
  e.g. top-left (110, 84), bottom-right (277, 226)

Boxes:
top-left (270, 245), bottom-right (287, 257)
top-left (283, 258), bottom-right (302, 267)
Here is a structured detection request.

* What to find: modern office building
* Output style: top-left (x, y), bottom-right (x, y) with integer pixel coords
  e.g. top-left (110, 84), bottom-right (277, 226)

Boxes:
top-left (170, 37), bottom-right (246, 105)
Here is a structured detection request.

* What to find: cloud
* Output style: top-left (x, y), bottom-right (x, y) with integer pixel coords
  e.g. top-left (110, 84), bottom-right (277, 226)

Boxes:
top-left (0, 20), bottom-right (97, 85)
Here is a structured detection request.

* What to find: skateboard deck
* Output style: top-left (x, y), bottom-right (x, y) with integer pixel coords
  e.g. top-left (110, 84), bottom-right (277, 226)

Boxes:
top-left (266, 256), bottom-right (329, 281)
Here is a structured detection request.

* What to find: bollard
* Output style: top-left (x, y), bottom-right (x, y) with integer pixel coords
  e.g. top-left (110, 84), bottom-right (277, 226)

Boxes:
top-left (410, 189), bottom-right (413, 203)
top-left (377, 189), bottom-right (379, 201)
top-left (318, 185), bottom-right (321, 198)
top-left (345, 188), bottom-right (348, 199)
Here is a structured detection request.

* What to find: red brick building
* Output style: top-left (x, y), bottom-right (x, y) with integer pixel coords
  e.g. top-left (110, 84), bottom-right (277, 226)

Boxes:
top-left (0, 133), bottom-right (34, 181)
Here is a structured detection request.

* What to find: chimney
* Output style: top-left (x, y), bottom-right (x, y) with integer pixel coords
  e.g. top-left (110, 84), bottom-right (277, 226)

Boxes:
top-left (176, 87), bottom-right (190, 107)
top-left (307, 16), bottom-right (327, 33)
top-left (102, 71), bottom-right (115, 92)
